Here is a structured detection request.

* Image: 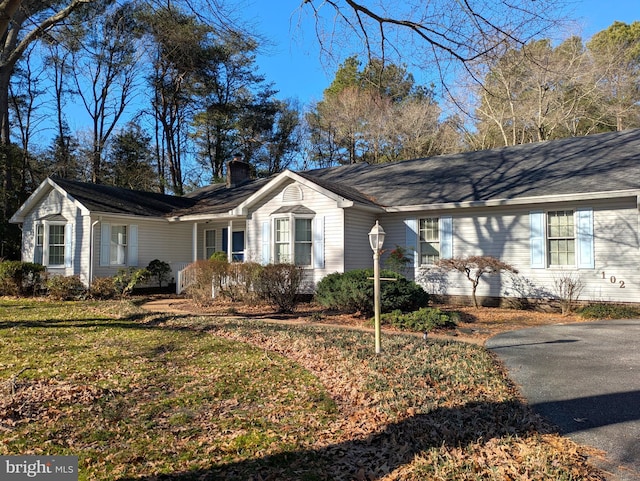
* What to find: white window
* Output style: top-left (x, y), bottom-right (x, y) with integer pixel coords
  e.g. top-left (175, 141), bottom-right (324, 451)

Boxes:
top-left (419, 217), bottom-right (440, 265)
top-left (531, 209), bottom-right (593, 269)
top-left (34, 222), bottom-right (68, 267)
top-left (48, 224), bottom-right (66, 266)
top-left (273, 216), bottom-right (313, 266)
top-left (547, 210), bottom-right (575, 266)
top-left (110, 225), bottom-right (127, 265)
top-left (205, 229), bottom-right (216, 259)
top-left (100, 223), bottom-right (138, 267)
top-left (274, 218), bottom-right (291, 263)
top-left (294, 218), bottom-right (312, 267)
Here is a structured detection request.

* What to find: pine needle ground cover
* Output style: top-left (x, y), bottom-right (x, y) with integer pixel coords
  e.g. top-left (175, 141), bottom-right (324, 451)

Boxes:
top-left (0, 299), bottom-right (604, 480)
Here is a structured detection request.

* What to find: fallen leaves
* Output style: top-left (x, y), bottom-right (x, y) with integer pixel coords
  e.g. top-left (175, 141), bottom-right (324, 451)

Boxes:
top-left (0, 299), bottom-right (607, 480)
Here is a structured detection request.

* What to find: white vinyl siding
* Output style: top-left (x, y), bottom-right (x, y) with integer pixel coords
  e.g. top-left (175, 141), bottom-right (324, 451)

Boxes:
top-left (248, 181), bottom-right (343, 287)
top-left (343, 209), bottom-right (375, 271)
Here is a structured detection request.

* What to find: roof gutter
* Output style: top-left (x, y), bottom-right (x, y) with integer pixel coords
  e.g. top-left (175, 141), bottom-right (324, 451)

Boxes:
top-left (167, 212), bottom-right (247, 222)
top-left (384, 189), bottom-right (640, 213)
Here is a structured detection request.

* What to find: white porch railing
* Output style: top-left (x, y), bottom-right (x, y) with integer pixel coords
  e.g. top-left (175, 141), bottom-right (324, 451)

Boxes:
top-left (175, 262), bottom-right (195, 294)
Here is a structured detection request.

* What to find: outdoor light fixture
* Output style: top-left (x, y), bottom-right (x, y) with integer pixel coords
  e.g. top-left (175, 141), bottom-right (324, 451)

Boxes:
top-left (368, 221), bottom-right (386, 354)
top-left (368, 220), bottom-right (386, 253)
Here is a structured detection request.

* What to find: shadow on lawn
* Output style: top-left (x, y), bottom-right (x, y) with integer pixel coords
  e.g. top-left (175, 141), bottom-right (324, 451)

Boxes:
top-left (1, 311), bottom-right (605, 480)
top-left (0, 313), bottom-right (193, 330)
top-left (115, 399), bottom-right (592, 481)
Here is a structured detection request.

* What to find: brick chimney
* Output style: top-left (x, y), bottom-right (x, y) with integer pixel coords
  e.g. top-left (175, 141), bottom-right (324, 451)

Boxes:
top-left (226, 154), bottom-right (251, 188)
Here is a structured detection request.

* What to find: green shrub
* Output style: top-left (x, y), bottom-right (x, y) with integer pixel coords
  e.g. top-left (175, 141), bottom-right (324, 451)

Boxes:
top-left (90, 277), bottom-right (118, 299)
top-left (0, 260), bottom-right (45, 296)
top-left (113, 267), bottom-right (149, 297)
top-left (255, 263), bottom-right (304, 313)
top-left (209, 251), bottom-right (229, 262)
top-left (314, 269), bottom-right (429, 317)
top-left (45, 275), bottom-right (87, 300)
top-left (147, 259), bottom-right (172, 288)
top-left (379, 307), bottom-right (459, 332)
top-left (577, 303), bottom-right (640, 319)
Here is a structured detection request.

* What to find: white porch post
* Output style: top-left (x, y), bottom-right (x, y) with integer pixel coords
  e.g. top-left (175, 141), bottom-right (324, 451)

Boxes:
top-left (192, 222), bottom-right (198, 262)
top-left (227, 220), bottom-right (233, 262)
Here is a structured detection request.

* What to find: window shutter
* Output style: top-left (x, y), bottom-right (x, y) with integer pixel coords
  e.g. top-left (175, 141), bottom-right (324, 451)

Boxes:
top-left (64, 223), bottom-right (73, 268)
top-left (313, 216), bottom-right (325, 269)
top-left (530, 211), bottom-right (545, 269)
top-left (440, 216), bottom-right (453, 259)
top-left (405, 219), bottom-right (418, 267)
top-left (128, 225), bottom-right (138, 266)
top-left (576, 208), bottom-right (594, 269)
top-left (34, 225), bottom-right (43, 265)
top-left (100, 223), bottom-right (111, 266)
top-left (261, 221), bottom-right (270, 265)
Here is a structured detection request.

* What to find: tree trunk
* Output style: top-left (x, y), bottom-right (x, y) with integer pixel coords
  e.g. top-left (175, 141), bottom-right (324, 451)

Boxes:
top-left (0, 61), bottom-right (14, 227)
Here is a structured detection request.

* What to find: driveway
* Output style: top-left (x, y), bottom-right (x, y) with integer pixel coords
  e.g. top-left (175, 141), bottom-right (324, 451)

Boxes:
top-left (486, 320), bottom-right (640, 481)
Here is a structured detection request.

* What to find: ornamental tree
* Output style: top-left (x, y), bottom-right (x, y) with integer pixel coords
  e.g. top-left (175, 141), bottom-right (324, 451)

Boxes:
top-left (437, 255), bottom-right (518, 308)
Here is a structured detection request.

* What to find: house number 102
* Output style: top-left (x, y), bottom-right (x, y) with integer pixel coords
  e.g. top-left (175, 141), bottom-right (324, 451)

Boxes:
top-left (601, 272), bottom-right (625, 288)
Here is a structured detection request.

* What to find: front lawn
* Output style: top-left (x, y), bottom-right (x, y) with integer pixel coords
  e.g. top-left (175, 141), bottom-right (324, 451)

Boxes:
top-left (0, 299), bottom-right (604, 480)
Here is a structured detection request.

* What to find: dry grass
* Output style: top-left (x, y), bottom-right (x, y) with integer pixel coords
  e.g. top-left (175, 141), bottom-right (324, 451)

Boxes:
top-left (1, 298), bottom-right (606, 480)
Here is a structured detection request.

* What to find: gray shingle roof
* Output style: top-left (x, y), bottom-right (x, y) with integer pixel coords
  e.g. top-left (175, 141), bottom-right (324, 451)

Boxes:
top-left (175, 177), bottom-right (272, 216)
top-left (52, 178), bottom-right (196, 216)
top-left (305, 129), bottom-right (640, 206)
top-left (49, 129), bottom-right (640, 218)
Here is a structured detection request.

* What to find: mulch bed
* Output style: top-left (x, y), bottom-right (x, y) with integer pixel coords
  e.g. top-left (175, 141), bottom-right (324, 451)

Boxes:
top-left (142, 296), bottom-right (584, 344)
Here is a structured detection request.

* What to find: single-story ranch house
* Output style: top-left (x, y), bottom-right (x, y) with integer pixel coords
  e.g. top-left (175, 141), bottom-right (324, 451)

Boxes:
top-left (10, 129), bottom-right (640, 305)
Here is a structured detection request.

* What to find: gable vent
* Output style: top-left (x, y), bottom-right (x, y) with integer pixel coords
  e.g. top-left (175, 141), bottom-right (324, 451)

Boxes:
top-left (282, 185), bottom-right (303, 203)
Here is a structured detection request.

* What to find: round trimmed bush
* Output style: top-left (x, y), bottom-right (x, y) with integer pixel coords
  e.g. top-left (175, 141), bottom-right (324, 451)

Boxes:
top-left (315, 269), bottom-right (429, 316)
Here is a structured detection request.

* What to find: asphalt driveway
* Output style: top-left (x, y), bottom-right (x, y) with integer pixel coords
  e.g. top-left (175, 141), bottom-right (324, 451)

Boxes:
top-left (486, 319), bottom-right (640, 481)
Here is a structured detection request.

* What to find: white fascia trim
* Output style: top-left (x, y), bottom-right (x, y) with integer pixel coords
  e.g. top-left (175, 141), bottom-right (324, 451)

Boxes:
top-left (93, 212), bottom-right (169, 222)
top-left (231, 170), bottom-right (354, 216)
top-left (54, 181), bottom-right (91, 216)
top-left (9, 178), bottom-right (90, 223)
top-left (384, 189), bottom-right (640, 213)
top-left (167, 213), bottom-right (246, 222)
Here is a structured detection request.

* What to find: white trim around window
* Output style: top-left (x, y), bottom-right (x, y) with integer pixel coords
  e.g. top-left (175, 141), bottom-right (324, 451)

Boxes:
top-left (100, 222), bottom-right (138, 267)
top-left (529, 208), bottom-right (594, 269)
top-left (271, 214), bottom-right (316, 267)
top-left (204, 229), bottom-right (216, 259)
top-left (33, 220), bottom-right (72, 268)
top-left (405, 216), bottom-right (453, 267)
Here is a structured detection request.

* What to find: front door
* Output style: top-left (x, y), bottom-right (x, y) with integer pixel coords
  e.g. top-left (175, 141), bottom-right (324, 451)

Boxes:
top-left (222, 228), bottom-right (245, 262)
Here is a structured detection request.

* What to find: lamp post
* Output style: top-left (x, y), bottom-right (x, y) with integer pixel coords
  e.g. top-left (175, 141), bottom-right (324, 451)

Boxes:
top-left (368, 221), bottom-right (386, 354)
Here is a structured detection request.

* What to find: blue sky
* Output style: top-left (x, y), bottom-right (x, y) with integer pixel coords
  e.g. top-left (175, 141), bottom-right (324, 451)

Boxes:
top-left (242, 0), bottom-right (640, 106)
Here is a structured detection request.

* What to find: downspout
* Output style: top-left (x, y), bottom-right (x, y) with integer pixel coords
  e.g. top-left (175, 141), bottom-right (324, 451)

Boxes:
top-left (89, 218), bottom-right (100, 287)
